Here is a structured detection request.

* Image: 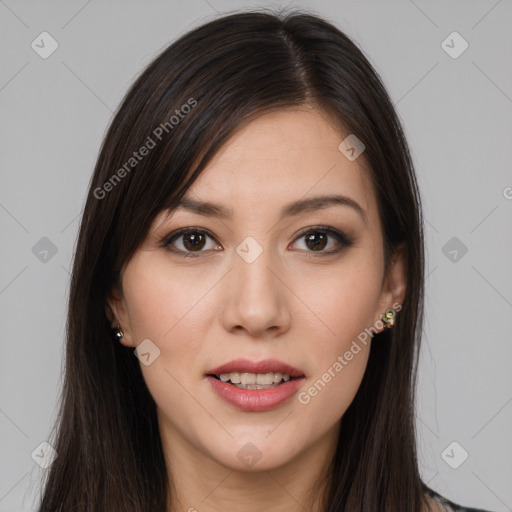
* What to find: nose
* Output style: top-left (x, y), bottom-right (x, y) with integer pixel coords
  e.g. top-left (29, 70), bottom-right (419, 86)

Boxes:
top-left (221, 245), bottom-right (292, 338)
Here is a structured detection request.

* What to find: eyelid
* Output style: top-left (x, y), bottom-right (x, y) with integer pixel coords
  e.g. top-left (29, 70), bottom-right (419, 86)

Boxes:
top-left (291, 225), bottom-right (355, 249)
top-left (287, 227), bottom-right (355, 258)
top-left (160, 226), bottom-right (214, 245)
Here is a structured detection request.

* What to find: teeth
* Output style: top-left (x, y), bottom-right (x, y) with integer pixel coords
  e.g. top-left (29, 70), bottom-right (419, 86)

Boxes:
top-left (217, 372), bottom-right (292, 385)
top-left (240, 372), bottom-right (256, 385)
top-left (229, 372), bottom-right (240, 384)
top-left (256, 373), bottom-right (274, 385)
top-left (231, 383), bottom-right (276, 389)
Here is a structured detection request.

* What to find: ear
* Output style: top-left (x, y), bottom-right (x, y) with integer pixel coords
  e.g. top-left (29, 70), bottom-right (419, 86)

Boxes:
top-left (374, 243), bottom-right (407, 330)
top-left (105, 282), bottom-right (135, 347)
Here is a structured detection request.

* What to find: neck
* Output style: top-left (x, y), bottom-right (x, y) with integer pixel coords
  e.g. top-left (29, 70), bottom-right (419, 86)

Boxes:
top-left (159, 411), bottom-right (339, 512)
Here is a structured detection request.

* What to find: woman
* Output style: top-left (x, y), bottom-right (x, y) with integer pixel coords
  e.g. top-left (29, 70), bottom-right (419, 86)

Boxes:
top-left (36, 9), bottom-right (492, 512)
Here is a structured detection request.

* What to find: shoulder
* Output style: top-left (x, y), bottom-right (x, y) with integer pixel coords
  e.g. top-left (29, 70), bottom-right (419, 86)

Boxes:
top-left (423, 486), bottom-right (495, 512)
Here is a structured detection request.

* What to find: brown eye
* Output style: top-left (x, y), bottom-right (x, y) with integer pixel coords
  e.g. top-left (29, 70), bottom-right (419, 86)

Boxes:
top-left (161, 228), bottom-right (221, 257)
top-left (291, 227), bottom-right (355, 255)
top-left (304, 232), bottom-right (328, 251)
top-left (182, 231), bottom-right (206, 251)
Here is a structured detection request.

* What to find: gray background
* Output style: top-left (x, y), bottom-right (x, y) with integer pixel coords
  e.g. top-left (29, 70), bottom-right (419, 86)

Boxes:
top-left (1, 1), bottom-right (511, 511)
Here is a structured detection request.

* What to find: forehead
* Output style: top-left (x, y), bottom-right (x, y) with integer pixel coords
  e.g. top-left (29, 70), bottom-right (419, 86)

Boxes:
top-left (174, 107), bottom-right (378, 222)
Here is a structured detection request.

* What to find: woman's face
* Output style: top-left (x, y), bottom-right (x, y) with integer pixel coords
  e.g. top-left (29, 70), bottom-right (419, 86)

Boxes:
top-left (108, 106), bottom-right (406, 473)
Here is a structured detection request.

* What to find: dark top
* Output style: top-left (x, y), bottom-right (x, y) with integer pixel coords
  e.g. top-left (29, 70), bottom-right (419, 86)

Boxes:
top-left (426, 486), bottom-right (494, 512)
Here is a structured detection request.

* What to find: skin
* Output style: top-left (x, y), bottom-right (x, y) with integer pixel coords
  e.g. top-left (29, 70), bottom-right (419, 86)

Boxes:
top-left (107, 106), bottom-right (408, 512)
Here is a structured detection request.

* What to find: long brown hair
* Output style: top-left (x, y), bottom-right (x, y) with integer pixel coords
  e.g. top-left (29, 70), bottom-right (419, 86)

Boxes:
top-left (37, 9), bottom-right (428, 511)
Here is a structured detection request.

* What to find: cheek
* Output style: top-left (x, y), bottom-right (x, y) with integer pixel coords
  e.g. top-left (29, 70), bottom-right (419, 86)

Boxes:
top-left (298, 345), bottom-right (370, 429)
top-left (122, 253), bottom-right (220, 345)
top-left (120, 260), bottom-right (213, 417)
top-left (297, 254), bottom-right (384, 347)
top-left (296, 277), bottom-right (375, 434)
top-left (292, 254), bottom-right (382, 426)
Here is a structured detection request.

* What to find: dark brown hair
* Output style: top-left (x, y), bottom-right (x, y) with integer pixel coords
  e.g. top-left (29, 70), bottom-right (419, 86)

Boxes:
top-left (37, 9), bottom-right (429, 511)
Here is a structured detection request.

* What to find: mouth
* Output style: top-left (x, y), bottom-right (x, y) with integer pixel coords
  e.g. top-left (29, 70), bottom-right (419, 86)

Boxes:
top-left (205, 359), bottom-right (306, 412)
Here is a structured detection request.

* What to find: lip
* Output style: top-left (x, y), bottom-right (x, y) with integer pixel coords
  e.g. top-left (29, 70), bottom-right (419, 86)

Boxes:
top-left (206, 375), bottom-right (305, 412)
top-left (206, 358), bottom-right (305, 378)
top-left (205, 358), bottom-right (305, 412)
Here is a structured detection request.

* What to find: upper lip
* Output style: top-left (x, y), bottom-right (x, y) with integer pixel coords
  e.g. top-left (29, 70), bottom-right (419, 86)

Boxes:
top-left (206, 358), bottom-right (305, 378)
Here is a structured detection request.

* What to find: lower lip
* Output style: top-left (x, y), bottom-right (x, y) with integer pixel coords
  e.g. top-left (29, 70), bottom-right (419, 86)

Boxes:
top-left (206, 376), bottom-right (305, 412)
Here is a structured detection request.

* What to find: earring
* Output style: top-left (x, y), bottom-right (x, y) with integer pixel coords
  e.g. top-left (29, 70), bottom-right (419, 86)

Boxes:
top-left (115, 324), bottom-right (124, 341)
top-left (382, 309), bottom-right (395, 329)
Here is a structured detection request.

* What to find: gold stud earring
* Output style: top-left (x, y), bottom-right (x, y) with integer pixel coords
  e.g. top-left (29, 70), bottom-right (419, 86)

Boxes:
top-left (382, 309), bottom-right (395, 329)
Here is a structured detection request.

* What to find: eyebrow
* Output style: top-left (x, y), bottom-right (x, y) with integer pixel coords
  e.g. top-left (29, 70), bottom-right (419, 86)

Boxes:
top-left (173, 194), bottom-right (367, 224)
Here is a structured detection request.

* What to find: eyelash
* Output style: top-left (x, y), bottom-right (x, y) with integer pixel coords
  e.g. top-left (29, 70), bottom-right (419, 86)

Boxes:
top-left (159, 225), bottom-right (355, 258)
